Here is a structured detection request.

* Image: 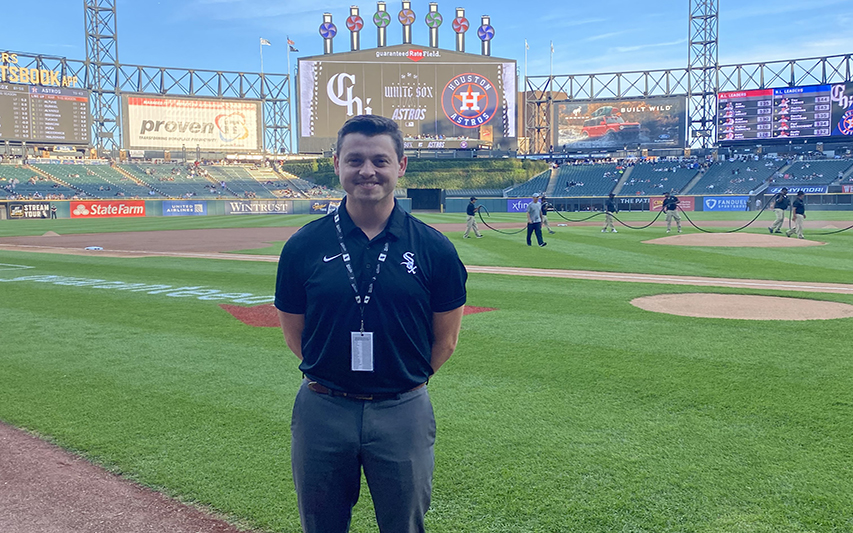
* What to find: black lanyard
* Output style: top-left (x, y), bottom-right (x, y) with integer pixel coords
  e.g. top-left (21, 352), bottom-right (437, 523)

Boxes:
top-left (333, 211), bottom-right (389, 333)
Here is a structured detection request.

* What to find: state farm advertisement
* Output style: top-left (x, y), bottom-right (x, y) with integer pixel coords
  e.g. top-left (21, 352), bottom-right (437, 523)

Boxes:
top-left (70, 201), bottom-right (146, 219)
top-left (122, 95), bottom-right (263, 151)
top-left (650, 196), bottom-right (695, 211)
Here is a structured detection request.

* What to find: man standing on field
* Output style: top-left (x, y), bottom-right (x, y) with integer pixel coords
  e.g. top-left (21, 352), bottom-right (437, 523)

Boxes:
top-left (786, 190), bottom-right (806, 239)
top-left (275, 115), bottom-right (468, 533)
top-left (463, 196), bottom-right (482, 238)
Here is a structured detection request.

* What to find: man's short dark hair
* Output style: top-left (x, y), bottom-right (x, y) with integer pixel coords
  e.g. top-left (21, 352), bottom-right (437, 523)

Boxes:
top-left (797, 190), bottom-right (804, 196)
top-left (781, 187), bottom-right (788, 192)
top-left (336, 115), bottom-right (404, 161)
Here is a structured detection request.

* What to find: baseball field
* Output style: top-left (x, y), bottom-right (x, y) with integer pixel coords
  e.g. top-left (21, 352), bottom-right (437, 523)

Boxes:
top-left (1, 210), bottom-right (852, 532)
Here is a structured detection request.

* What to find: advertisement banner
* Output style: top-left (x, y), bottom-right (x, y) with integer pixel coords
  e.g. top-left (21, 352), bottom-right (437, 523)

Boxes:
top-left (70, 200), bottom-right (146, 219)
top-left (310, 200), bottom-right (340, 215)
top-left (507, 198), bottom-right (533, 213)
top-left (555, 96), bottom-right (686, 150)
top-left (767, 185), bottom-right (827, 194)
top-left (225, 200), bottom-right (292, 215)
top-left (162, 200), bottom-right (208, 216)
top-left (618, 197), bottom-right (650, 209)
top-left (843, 185), bottom-right (853, 193)
top-left (650, 196), bottom-right (695, 211)
top-left (7, 202), bottom-right (50, 219)
top-left (122, 95), bottom-right (263, 151)
top-left (298, 45), bottom-right (517, 153)
top-left (702, 196), bottom-right (749, 211)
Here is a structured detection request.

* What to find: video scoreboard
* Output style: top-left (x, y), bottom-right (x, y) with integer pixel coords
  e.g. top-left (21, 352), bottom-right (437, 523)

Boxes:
top-left (0, 84), bottom-right (90, 145)
top-left (718, 81), bottom-right (853, 143)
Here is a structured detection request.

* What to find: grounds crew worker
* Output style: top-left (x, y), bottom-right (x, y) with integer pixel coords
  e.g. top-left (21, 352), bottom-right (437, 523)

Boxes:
top-left (662, 191), bottom-right (682, 233)
top-left (786, 190), bottom-right (806, 239)
top-left (275, 115), bottom-right (468, 533)
top-left (769, 187), bottom-right (790, 234)
top-left (463, 196), bottom-right (483, 238)
top-left (541, 195), bottom-right (556, 234)
top-left (602, 193), bottom-right (618, 233)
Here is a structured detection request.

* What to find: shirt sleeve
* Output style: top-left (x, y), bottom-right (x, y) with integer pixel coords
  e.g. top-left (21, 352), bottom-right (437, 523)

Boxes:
top-left (274, 234), bottom-right (307, 314)
top-left (429, 237), bottom-right (468, 313)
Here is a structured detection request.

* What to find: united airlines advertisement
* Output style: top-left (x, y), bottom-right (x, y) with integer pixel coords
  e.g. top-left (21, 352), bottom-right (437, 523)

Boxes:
top-left (297, 45), bottom-right (517, 153)
top-left (554, 96), bottom-right (686, 150)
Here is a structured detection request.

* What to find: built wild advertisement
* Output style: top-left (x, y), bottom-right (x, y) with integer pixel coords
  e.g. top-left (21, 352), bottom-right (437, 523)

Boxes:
top-left (554, 97), bottom-right (686, 150)
top-left (298, 44), bottom-right (517, 153)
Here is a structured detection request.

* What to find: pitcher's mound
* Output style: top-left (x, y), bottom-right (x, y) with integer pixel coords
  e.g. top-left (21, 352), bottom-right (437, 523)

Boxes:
top-left (645, 233), bottom-right (824, 247)
top-left (42, 231), bottom-right (60, 237)
top-left (632, 293), bottom-right (853, 320)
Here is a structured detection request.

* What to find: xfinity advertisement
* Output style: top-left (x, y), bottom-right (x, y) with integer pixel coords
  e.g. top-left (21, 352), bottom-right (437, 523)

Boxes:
top-left (554, 96), bottom-right (686, 150)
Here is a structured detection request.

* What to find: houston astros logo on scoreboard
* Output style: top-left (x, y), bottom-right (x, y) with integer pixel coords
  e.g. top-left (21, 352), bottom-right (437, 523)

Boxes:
top-left (441, 73), bottom-right (498, 128)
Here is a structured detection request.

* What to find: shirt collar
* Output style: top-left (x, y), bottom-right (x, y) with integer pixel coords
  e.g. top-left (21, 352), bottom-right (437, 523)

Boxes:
top-left (337, 197), bottom-right (404, 241)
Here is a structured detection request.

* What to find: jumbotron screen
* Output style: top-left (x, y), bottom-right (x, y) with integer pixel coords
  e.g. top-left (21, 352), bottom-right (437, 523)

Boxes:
top-left (0, 83), bottom-right (90, 144)
top-left (297, 45), bottom-right (517, 153)
top-left (554, 96), bottom-right (687, 150)
top-left (718, 81), bottom-right (853, 143)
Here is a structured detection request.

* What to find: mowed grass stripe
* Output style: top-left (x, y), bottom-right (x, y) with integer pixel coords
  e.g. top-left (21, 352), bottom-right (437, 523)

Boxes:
top-left (1, 250), bottom-right (852, 532)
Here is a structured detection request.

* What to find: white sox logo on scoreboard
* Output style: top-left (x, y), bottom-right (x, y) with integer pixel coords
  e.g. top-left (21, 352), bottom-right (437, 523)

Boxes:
top-left (327, 73), bottom-right (373, 117)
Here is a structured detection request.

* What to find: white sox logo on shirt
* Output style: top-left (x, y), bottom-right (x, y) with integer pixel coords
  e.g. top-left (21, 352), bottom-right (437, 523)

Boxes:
top-left (401, 252), bottom-right (417, 274)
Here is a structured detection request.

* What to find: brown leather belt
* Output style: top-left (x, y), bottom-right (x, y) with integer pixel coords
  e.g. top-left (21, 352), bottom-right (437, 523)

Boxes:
top-left (307, 381), bottom-right (425, 401)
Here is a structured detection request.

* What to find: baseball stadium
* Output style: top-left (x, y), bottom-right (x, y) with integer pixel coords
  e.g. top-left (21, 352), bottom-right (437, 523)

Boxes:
top-left (1, 1), bottom-right (853, 532)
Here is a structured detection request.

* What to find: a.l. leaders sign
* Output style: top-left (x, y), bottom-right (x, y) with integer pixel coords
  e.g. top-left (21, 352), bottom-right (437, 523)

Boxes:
top-left (703, 196), bottom-right (748, 211)
top-left (70, 200), bottom-right (146, 218)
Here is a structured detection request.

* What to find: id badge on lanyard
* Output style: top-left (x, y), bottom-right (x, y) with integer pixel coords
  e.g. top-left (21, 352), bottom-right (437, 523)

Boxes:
top-left (333, 212), bottom-right (389, 372)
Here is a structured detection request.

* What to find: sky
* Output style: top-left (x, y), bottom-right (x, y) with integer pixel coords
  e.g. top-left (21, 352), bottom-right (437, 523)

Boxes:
top-left (3, 0), bottom-right (852, 80)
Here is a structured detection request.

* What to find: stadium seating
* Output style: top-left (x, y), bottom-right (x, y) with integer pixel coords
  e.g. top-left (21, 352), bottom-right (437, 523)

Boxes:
top-left (619, 162), bottom-right (701, 196)
top-left (689, 160), bottom-right (781, 194)
top-left (553, 164), bottom-right (620, 197)
top-left (0, 164), bottom-right (80, 199)
top-left (30, 164), bottom-right (152, 199)
top-left (505, 170), bottom-right (551, 197)
top-left (444, 188), bottom-right (505, 198)
top-left (121, 164), bottom-right (229, 199)
top-left (777, 160), bottom-right (853, 186)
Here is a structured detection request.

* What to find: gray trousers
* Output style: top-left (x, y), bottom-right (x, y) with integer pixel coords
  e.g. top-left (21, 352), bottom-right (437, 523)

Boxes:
top-left (770, 208), bottom-right (786, 232)
top-left (464, 214), bottom-right (481, 237)
top-left (291, 380), bottom-right (436, 533)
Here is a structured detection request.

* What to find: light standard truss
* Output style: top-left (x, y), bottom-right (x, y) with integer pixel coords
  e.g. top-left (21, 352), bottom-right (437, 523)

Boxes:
top-left (525, 53), bottom-right (853, 152)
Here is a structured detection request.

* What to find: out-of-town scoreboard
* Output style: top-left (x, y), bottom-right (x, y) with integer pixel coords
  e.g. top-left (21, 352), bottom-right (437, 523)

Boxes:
top-left (0, 52), bottom-right (89, 145)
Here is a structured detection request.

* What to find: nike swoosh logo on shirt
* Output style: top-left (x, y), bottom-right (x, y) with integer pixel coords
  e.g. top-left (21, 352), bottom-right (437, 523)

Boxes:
top-left (323, 253), bottom-right (343, 262)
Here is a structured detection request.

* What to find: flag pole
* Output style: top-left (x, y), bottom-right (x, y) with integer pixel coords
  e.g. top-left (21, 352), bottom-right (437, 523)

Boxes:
top-left (260, 38), bottom-right (264, 76)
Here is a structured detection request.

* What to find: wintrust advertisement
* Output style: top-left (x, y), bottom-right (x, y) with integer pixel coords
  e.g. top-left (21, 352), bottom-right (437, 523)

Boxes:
top-left (122, 95), bottom-right (263, 151)
top-left (70, 200), bottom-right (146, 219)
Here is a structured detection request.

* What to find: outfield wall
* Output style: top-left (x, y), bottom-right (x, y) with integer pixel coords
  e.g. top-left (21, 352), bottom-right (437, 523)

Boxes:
top-left (445, 194), bottom-right (853, 213)
top-left (1, 198), bottom-right (412, 220)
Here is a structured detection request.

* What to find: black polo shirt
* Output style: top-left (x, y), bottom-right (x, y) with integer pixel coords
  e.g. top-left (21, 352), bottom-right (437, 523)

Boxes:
top-left (774, 194), bottom-right (790, 210)
top-left (605, 199), bottom-right (617, 213)
top-left (793, 197), bottom-right (805, 215)
top-left (664, 196), bottom-right (679, 211)
top-left (467, 202), bottom-right (476, 216)
top-left (275, 198), bottom-right (468, 394)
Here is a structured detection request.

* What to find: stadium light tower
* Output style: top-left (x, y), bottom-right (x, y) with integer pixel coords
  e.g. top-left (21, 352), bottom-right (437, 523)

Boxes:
top-left (84, 0), bottom-right (121, 155)
top-left (687, 0), bottom-right (719, 149)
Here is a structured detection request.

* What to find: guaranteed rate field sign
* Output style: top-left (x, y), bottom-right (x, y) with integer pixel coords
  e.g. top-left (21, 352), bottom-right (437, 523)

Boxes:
top-left (122, 95), bottom-right (263, 151)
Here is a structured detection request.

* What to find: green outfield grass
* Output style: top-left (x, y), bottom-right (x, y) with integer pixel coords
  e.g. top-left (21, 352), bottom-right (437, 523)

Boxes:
top-left (1, 212), bottom-right (852, 532)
